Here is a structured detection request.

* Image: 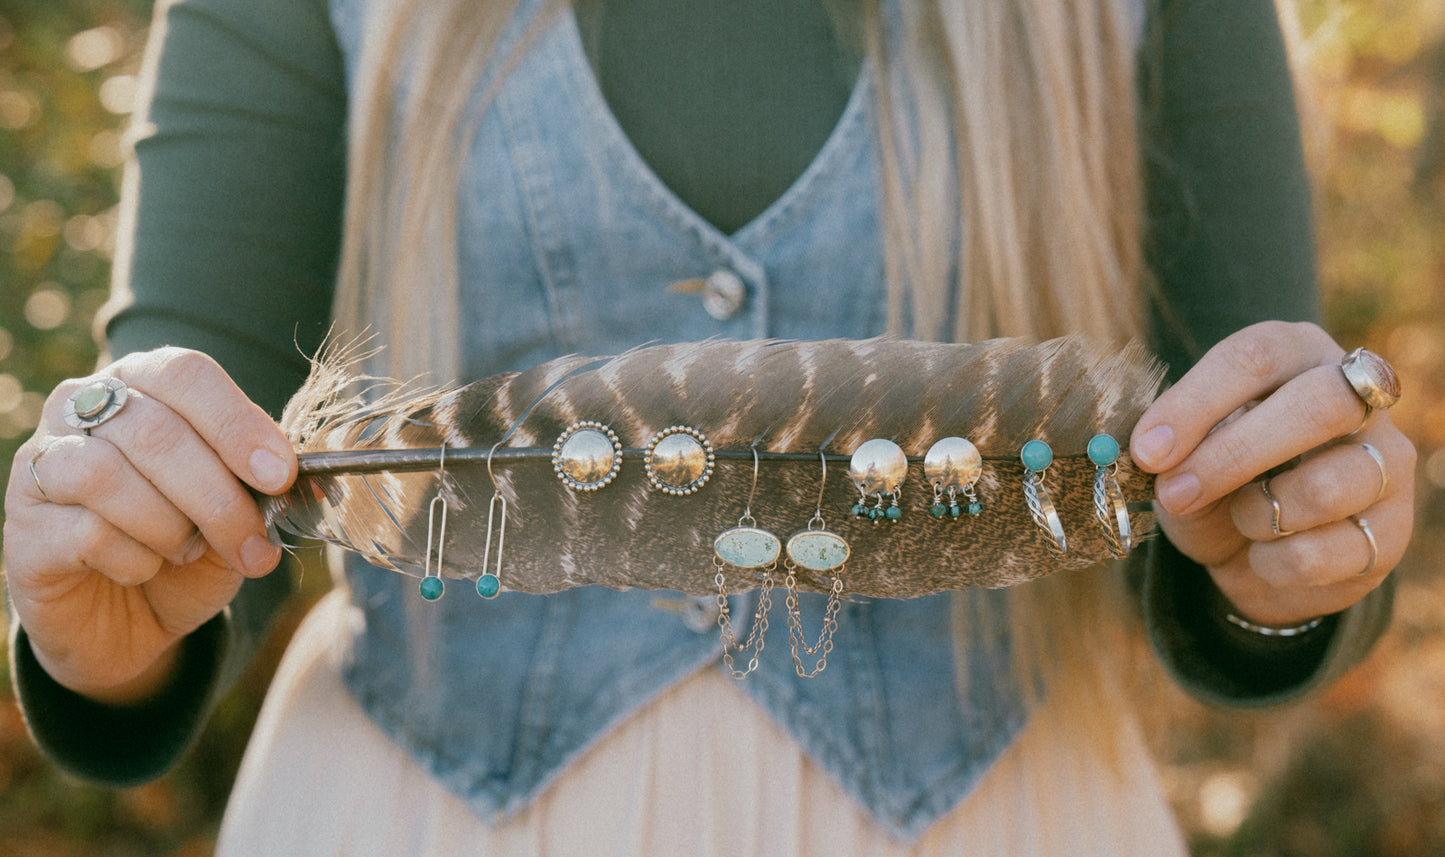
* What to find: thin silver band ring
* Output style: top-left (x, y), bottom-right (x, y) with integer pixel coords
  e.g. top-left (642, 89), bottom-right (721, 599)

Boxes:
top-left (28, 437), bottom-right (65, 501)
top-left (1358, 442), bottom-right (1389, 505)
top-left (1353, 516), bottom-right (1378, 577)
top-left (1261, 477), bottom-right (1295, 537)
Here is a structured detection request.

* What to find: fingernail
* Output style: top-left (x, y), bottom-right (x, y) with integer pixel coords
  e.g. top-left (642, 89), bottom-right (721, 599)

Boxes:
top-left (250, 449), bottom-right (289, 493)
top-left (1133, 425), bottom-right (1176, 470)
top-left (240, 533), bottom-right (279, 575)
top-left (1157, 473), bottom-right (1202, 515)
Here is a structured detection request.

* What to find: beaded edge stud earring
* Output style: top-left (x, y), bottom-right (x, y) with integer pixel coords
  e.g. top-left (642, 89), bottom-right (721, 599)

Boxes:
top-left (552, 421), bottom-right (623, 491)
top-left (644, 425), bottom-right (716, 495)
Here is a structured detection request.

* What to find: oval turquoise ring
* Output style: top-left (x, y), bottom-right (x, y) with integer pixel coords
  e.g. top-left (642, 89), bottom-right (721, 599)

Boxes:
top-left (63, 377), bottom-right (129, 433)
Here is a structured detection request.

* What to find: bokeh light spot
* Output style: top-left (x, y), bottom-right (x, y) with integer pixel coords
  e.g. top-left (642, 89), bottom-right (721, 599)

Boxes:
top-left (24, 288), bottom-right (72, 331)
top-left (64, 26), bottom-right (125, 73)
top-left (98, 74), bottom-right (137, 115)
top-left (0, 373), bottom-right (22, 413)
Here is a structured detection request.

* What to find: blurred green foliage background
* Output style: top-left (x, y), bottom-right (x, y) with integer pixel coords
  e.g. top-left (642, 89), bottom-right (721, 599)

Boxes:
top-left (0, 0), bottom-right (1442, 854)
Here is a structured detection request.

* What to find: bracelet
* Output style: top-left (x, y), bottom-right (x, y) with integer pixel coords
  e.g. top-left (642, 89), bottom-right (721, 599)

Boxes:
top-left (1224, 612), bottom-right (1324, 638)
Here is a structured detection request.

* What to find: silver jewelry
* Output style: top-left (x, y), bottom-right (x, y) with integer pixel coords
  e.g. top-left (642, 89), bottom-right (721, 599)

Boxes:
top-left (1088, 434), bottom-right (1132, 557)
top-left (784, 450), bottom-right (847, 678)
top-left (477, 442), bottom-right (506, 599)
top-left (28, 437), bottom-right (64, 501)
top-left (420, 444), bottom-right (448, 602)
top-left (1260, 477), bottom-right (1295, 537)
top-left (924, 436), bottom-right (982, 520)
top-left (1358, 442), bottom-right (1388, 505)
top-left (643, 425), bottom-right (715, 495)
top-left (1225, 612), bottom-right (1324, 637)
top-left (63, 377), bottom-right (128, 434)
top-left (1020, 439), bottom-right (1066, 555)
top-left (1339, 348), bottom-right (1401, 417)
top-left (552, 421), bottom-right (622, 491)
top-left (1353, 516), bottom-right (1378, 577)
top-left (713, 448), bottom-right (777, 679)
top-left (848, 438), bottom-right (907, 522)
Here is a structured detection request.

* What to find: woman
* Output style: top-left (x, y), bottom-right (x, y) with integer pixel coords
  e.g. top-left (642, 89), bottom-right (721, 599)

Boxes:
top-left (5, 0), bottom-right (1414, 852)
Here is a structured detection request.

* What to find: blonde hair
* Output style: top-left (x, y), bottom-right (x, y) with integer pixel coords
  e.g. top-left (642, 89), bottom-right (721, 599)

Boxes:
top-left (337, 0), bottom-right (1149, 754)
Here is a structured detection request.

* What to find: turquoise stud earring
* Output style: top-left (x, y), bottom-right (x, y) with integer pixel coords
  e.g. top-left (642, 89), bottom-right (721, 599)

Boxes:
top-left (1088, 433), bottom-right (1132, 557)
top-left (1021, 439), bottom-right (1067, 555)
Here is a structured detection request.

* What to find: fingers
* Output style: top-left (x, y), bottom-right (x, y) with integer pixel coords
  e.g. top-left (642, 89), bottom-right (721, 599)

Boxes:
top-left (106, 348), bottom-right (297, 495)
top-left (1133, 322), bottom-right (1365, 515)
top-left (1229, 434), bottom-right (1407, 541)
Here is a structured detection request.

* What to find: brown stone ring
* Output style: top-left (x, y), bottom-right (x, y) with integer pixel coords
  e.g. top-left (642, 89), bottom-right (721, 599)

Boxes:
top-left (1340, 348), bottom-right (1401, 413)
top-left (63, 377), bottom-right (129, 434)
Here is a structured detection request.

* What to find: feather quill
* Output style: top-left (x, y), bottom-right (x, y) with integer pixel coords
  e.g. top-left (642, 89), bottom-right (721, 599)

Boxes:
top-left (261, 337), bottom-right (1166, 597)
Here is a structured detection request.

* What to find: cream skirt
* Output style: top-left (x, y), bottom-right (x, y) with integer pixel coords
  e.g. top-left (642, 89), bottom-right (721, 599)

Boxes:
top-left (217, 591), bottom-right (1187, 856)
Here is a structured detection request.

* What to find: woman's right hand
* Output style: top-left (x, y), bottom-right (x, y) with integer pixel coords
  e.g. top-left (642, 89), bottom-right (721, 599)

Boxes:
top-left (3, 347), bottom-right (297, 706)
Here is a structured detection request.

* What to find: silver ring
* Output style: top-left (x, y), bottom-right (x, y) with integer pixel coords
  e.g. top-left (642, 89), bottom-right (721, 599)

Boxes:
top-left (28, 437), bottom-right (66, 501)
top-left (1352, 516), bottom-right (1378, 577)
top-left (63, 377), bottom-right (129, 433)
top-left (1358, 442), bottom-right (1388, 505)
top-left (1340, 348), bottom-right (1401, 415)
top-left (1260, 477), bottom-right (1295, 537)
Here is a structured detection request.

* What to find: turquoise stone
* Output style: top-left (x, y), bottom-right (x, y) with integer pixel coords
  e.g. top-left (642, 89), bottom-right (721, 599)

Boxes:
top-left (1087, 434), bottom-right (1120, 467)
top-left (787, 530), bottom-right (849, 572)
top-left (714, 526), bottom-right (781, 569)
top-left (476, 573), bottom-right (501, 599)
top-left (950, 504), bottom-right (964, 519)
top-left (884, 505), bottom-right (902, 521)
top-left (419, 577), bottom-right (444, 601)
top-left (1021, 439), bottom-right (1053, 472)
top-left (930, 503), bottom-right (948, 518)
top-left (852, 502), bottom-right (870, 518)
top-left (968, 501), bottom-right (983, 516)
top-left (868, 507), bottom-right (883, 521)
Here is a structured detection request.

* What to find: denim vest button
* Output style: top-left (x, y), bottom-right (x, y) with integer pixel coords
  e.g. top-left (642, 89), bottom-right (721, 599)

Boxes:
top-left (699, 269), bottom-right (748, 320)
top-left (650, 595), bottom-right (721, 632)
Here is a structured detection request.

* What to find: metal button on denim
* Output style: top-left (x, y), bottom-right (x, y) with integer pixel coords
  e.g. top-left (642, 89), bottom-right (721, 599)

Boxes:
top-left (700, 269), bottom-right (748, 320)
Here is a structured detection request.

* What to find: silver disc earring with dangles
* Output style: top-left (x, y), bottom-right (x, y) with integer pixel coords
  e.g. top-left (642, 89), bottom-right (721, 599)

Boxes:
top-left (1021, 439), bottom-right (1067, 555)
top-left (848, 438), bottom-right (907, 522)
top-left (1088, 433), bottom-right (1132, 558)
top-left (784, 450), bottom-right (848, 678)
top-left (924, 436), bottom-right (983, 520)
top-left (711, 447), bottom-right (778, 679)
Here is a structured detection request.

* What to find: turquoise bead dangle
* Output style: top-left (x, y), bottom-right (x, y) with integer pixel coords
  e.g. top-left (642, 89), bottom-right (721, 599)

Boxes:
top-left (924, 436), bottom-right (983, 520)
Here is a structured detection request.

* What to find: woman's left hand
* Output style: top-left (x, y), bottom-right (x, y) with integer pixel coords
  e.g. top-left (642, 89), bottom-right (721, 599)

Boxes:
top-left (1129, 321), bottom-right (1415, 628)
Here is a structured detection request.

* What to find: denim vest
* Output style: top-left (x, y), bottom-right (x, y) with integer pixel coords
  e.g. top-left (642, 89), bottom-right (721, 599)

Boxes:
top-left (327, 0), bottom-right (1026, 840)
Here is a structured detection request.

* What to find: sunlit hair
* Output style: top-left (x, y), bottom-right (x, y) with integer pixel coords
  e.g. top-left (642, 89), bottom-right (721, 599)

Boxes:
top-left (335, 0), bottom-right (1149, 760)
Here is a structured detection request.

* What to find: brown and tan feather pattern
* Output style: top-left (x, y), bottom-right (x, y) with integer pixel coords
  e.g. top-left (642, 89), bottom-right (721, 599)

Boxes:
top-left (261, 337), bottom-right (1166, 597)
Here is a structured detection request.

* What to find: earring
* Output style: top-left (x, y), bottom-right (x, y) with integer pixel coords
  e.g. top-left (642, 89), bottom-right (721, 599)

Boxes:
top-left (784, 450), bottom-right (847, 678)
top-left (419, 444), bottom-right (449, 601)
top-left (552, 421), bottom-right (622, 491)
top-left (645, 425), bottom-right (715, 495)
top-left (477, 441), bottom-right (507, 598)
top-left (848, 438), bottom-right (907, 521)
top-left (712, 448), bottom-right (778, 679)
top-left (924, 436), bottom-right (983, 519)
top-left (1020, 439), bottom-right (1067, 555)
top-left (1088, 434), bottom-right (1132, 558)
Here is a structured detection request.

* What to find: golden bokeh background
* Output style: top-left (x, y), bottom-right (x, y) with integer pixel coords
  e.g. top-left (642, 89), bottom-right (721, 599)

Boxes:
top-left (0, 1), bottom-right (1442, 853)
